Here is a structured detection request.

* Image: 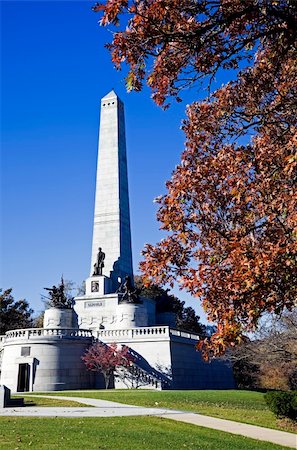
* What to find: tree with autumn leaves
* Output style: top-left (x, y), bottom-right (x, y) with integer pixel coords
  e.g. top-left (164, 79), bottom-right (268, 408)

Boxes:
top-left (82, 342), bottom-right (134, 388)
top-left (94, 0), bottom-right (297, 357)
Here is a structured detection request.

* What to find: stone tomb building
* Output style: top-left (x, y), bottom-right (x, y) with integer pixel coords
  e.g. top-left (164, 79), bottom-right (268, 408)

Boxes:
top-left (0, 91), bottom-right (234, 391)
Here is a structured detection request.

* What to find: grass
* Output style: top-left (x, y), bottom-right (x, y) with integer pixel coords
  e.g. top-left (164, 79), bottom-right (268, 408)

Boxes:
top-left (0, 416), bottom-right (290, 450)
top-left (36, 389), bottom-right (297, 433)
top-left (12, 396), bottom-right (90, 408)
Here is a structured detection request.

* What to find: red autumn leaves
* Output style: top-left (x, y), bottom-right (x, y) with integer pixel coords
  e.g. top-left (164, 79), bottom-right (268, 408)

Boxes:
top-left (94, 0), bottom-right (297, 357)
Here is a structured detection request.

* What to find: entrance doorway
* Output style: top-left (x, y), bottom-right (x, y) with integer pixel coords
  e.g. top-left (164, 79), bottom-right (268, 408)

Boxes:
top-left (17, 363), bottom-right (30, 392)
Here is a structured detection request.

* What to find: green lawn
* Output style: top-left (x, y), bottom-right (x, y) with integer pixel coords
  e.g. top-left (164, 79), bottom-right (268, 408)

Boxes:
top-left (12, 396), bottom-right (90, 408)
top-left (36, 389), bottom-right (297, 433)
top-left (0, 416), bottom-right (289, 450)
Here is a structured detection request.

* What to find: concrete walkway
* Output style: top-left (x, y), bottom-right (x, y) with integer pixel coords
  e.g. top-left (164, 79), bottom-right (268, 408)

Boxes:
top-left (162, 412), bottom-right (296, 449)
top-left (1, 394), bottom-right (181, 417)
top-left (0, 394), bottom-right (296, 449)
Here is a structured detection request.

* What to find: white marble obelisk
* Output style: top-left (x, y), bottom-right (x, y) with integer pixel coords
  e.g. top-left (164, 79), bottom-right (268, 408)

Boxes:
top-left (90, 90), bottom-right (133, 290)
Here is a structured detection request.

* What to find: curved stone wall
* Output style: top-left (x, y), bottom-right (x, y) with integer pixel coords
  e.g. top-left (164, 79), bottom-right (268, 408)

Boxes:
top-left (0, 328), bottom-right (94, 392)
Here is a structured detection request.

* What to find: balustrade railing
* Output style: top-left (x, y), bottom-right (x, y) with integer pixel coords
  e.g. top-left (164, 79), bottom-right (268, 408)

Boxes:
top-left (97, 326), bottom-right (170, 340)
top-left (4, 328), bottom-right (93, 341)
top-left (116, 363), bottom-right (170, 390)
top-left (2, 326), bottom-right (199, 343)
top-left (96, 326), bottom-right (200, 341)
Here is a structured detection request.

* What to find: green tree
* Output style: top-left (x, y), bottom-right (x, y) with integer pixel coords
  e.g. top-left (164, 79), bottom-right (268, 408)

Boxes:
top-left (0, 288), bottom-right (33, 334)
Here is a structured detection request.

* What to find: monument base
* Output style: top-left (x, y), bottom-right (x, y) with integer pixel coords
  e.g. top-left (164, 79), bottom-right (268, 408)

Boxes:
top-left (85, 275), bottom-right (112, 296)
top-left (96, 326), bottom-right (235, 390)
top-left (43, 308), bottom-right (78, 329)
top-left (73, 293), bottom-right (156, 330)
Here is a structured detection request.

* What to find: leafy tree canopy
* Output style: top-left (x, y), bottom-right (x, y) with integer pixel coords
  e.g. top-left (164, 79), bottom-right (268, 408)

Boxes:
top-left (0, 288), bottom-right (33, 334)
top-left (95, 0), bottom-right (297, 357)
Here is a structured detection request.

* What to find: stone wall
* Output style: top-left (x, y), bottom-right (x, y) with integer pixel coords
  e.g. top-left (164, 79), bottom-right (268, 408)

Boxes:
top-left (96, 326), bottom-right (235, 390)
top-left (74, 294), bottom-right (156, 330)
top-left (0, 328), bottom-right (94, 392)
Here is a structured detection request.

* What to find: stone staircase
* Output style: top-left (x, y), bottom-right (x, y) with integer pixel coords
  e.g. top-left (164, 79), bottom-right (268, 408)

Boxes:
top-left (115, 349), bottom-right (172, 390)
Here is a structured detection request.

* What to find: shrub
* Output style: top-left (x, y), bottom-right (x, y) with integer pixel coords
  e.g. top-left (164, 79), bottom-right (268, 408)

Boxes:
top-left (264, 391), bottom-right (297, 420)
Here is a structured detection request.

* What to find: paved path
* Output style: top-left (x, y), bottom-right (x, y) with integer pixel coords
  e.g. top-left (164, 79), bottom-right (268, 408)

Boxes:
top-left (162, 412), bottom-right (296, 449)
top-left (0, 394), bottom-right (296, 449)
top-left (1, 394), bottom-right (181, 417)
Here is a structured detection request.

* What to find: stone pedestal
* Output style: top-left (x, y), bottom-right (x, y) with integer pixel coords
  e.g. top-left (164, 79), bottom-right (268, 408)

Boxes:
top-left (74, 294), bottom-right (156, 331)
top-left (43, 308), bottom-right (78, 329)
top-left (85, 276), bottom-right (112, 296)
top-left (116, 303), bottom-right (148, 329)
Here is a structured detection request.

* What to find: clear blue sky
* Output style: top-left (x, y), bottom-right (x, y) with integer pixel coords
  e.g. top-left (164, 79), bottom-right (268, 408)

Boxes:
top-left (1, 1), bottom-right (217, 320)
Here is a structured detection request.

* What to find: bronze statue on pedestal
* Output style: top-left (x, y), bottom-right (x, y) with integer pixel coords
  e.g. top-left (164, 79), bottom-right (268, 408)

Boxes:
top-left (93, 247), bottom-right (105, 276)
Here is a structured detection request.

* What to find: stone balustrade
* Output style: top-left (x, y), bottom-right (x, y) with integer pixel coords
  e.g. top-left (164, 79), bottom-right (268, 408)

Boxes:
top-left (116, 363), bottom-right (167, 390)
top-left (96, 326), bottom-right (200, 341)
top-left (1, 327), bottom-right (200, 344)
top-left (97, 326), bottom-right (170, 340)
top-left (3, 328), bottom-right (93, 342)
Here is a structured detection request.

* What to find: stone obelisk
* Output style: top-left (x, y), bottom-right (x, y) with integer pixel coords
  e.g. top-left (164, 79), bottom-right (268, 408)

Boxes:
top-left (90, 90), bottom-right (133, 290)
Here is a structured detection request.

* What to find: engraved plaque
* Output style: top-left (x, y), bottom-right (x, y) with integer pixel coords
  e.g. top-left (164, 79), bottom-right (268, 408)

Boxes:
top-left (85, 301), bottom-right (105, 309)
